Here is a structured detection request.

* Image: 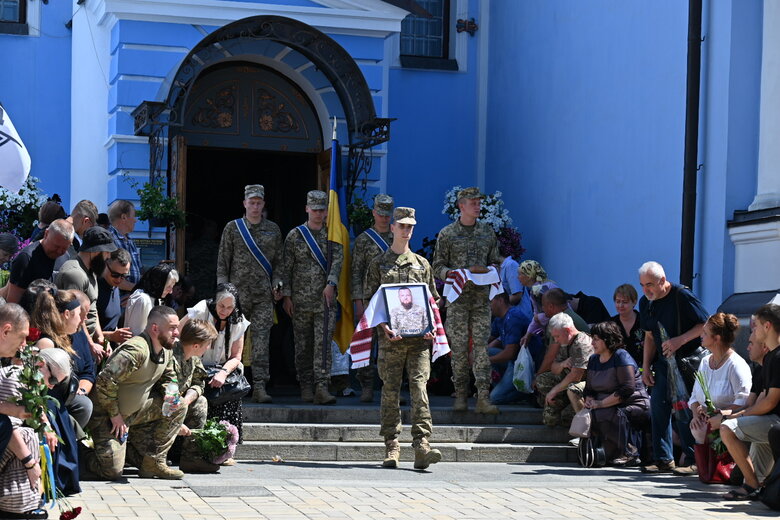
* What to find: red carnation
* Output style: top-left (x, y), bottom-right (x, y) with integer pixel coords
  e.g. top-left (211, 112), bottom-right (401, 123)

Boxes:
top-left (26, 327), bottom-right (41, 343)
top-left (59, 506), bottom-right (82, 520)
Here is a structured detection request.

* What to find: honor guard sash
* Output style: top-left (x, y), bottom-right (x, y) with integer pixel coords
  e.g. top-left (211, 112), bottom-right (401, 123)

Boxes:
top-left (296, 225), bottom-right (328, 273)
top-left (234, 218), bottom-right (273, 279)
top-left (364, 228), bottom-right (389, 253)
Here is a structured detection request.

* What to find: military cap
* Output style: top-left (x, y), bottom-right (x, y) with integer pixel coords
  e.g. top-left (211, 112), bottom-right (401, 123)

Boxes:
top-left (373, 194), bottom-right (394, 217)
top-left (393, 207), bottom-right (416, 225)
top-left (244, 184), bottom-right (265, 199)
top-left (457, 186), bottom-right (484, 200)
top-left (307, 190), bottom-right (328, 210)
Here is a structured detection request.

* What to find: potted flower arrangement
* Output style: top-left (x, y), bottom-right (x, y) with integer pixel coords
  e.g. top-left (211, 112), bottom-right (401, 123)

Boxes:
top-left (129, 176), bottom-right (186, 230)
top-left (347, 196), bottom-right (374, 236)
top-left (191, 419), bottom-right (239, 465)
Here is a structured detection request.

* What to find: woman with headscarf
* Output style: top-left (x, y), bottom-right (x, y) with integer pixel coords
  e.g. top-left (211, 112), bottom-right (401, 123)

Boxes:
top-left (179, 283), bottom-right (249, 458)
top-left (124, 262), bottom-right (179, 336)
top-left (516, 260), bottom-right (559, 367)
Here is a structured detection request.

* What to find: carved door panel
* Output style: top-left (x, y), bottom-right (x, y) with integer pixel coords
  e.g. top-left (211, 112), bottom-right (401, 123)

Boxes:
top-left (169, 134), bottom-right (187, 273)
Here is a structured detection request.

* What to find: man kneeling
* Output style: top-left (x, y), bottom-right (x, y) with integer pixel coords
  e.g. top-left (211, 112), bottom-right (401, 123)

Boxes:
top-left (535, 312), bottom-right (593, 428)
top-left (85, 306), bottom-right (186, 480)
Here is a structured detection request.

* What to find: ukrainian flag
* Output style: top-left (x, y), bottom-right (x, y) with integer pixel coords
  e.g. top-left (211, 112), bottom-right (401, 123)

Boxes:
top-left (327, 120), bottom-right (353, 354)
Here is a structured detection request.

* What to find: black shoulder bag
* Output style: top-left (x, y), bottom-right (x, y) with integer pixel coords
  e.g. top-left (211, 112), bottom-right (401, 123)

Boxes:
top-left (674, 286), bottom-right (706, 394)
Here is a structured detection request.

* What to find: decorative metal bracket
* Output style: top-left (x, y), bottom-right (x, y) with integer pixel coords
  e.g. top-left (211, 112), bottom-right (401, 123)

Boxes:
top-left (456, 18), bottom-right (478, 36)
top-left (132, 101), bottom-right (167, 137)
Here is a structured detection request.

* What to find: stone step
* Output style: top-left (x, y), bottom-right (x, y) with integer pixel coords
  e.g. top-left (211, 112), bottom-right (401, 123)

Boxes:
top-left (242, 423), bottom-right (570, 444)
top-left (242, 402), bottom-right (543, 425)
top-left (235, 440), bottom-right (577, 463)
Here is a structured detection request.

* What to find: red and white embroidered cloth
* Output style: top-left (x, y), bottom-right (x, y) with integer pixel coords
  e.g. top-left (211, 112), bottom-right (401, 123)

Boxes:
top-left (442, 267), bottom-right (504, 303)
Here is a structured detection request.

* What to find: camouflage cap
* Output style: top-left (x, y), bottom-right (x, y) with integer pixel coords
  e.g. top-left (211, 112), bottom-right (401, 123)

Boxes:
top-left (307, 190), bottom-right (328, 210)
top-left (244, 184), bottom-right (265, 200)
top-left (393, 206), bottom-right (416, 225)
top-left (457, 186), bottom-right (484, 200)
top-left (373, 194), bottom-right (394, 217)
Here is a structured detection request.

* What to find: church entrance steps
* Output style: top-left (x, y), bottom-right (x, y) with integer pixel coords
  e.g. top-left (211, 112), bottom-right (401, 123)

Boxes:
top-left (242, 423), bottom-right (570, 444)
top-left (235, 440), bottom-right (576, 463)
top-left (236, 397), bottom-right (576, 463)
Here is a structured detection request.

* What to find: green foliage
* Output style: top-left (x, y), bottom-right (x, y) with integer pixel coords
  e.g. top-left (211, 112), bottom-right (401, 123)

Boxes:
top-left (347, 196), bottom-right (373, 235)
top-left (10, 347), bottom-right (58, 435)
top-left (191, 419), bottom-right (229, 459)
top-left (129, 176), bottom-right (186, 229)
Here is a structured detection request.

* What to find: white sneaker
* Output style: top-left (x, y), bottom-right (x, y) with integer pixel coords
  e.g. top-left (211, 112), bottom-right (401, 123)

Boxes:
top-left (569, 438), bottom-right (580, 447)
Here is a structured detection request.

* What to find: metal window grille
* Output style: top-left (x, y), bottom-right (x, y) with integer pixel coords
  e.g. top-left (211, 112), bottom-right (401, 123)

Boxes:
top-left (0, 0), bottom-right (23, 23)
top-left (400, 0), bottom-right (449, 59)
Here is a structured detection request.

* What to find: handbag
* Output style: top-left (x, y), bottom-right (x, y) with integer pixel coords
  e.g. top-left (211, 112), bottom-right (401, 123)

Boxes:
top-left (577, 435), bottom-right (606, 468)
top-left (693, 442), bottom-right (735, 484)
top-left (569, 408), bottom-right (592, 438)
top-left (203, 364), bottom-right (251, 406)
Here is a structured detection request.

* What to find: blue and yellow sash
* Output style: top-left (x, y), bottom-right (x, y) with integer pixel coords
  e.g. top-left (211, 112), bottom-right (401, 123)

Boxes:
top-left (296, 224), bottom-right (328, 273)
top-left (234, 218), bottom-right (273, 279)
top-left (364, 228), bottom-right (389, 253)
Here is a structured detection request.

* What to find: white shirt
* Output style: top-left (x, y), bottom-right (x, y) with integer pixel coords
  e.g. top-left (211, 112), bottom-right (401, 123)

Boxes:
top-left (689, 352), bottom-right (752, 411)
top-left (186, 299), bottom-right (250, 366)
top-left (125, 289), bottom-right (154, 336)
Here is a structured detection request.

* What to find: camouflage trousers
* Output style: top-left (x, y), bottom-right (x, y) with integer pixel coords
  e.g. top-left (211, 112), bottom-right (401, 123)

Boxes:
top-left (180, 396), bottom-right (208, 461)
top-left (534, 371), bottom-right (585, 428)
top-left (377, 337), bottom-right (432, 441)
top-left (444, 293), bottom-right (492, 392)
top-left (86, 394), bottom-right (186, 480)
top-left (292, 307), bottom-right (336, 386)
top-left (243, 298), bottom-right (273, 386)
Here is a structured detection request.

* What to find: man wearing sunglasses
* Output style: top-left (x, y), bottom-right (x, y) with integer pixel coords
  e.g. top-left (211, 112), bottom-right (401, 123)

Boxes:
top-left (97, 248), bottom-right (133, 347)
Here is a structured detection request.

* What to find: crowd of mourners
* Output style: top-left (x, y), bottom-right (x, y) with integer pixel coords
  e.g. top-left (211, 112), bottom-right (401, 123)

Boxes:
top-left (0, 187), bottom-right (778, 518)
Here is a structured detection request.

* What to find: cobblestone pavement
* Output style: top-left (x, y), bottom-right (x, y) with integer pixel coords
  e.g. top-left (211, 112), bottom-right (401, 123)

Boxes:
top-left (61, 462), bottom-right (773, 520)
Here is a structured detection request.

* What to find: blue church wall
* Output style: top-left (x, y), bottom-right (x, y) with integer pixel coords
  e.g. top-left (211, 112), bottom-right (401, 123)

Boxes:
top-left (697, 0), bottom-right (762, 312)
top-left (485, 1), bottom-right (722, 310)
top-left (385, 1), bottom-right (483, 245)
top-left (0, 1), bottom-right (72, 205)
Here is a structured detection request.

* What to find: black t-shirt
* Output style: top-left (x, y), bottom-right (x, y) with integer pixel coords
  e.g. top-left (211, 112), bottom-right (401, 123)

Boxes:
top-left (751, 364), bottom-right (764, 395)
top-left (9, 241), bottom-right (55, 289)
top-left (639, 283), bottom-right (709, 362)
top-left (761, 347), bottom-right (780, 417)
top-left (97, 277), bottom-right (121, 332)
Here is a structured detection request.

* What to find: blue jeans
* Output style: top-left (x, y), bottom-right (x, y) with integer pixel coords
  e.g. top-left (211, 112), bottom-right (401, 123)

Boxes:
top-left (488, 347), bottom-right (525, 404)
top-left (650, 358), bottom-right (695, 463)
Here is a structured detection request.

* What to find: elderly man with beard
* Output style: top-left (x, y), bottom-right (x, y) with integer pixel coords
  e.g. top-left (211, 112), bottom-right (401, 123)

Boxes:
top-left (56, 226), bottom-right (117, 361)
top-left (84, 306), bottom-right (186, 480)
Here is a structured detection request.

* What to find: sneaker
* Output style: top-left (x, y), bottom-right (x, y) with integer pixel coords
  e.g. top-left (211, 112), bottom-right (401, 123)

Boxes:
top-left (641, 460), bottom-right (676, 473)
top-left (569, 438), bottom-right (580, 447)
top-left (672, 464), bottom-right (698, 476)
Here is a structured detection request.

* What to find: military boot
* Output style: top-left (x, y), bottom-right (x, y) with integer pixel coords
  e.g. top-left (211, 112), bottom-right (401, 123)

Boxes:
top-left (138, 456), bottom-right (184, 480)
top-left (382, 439), bottom-right (401, 468)
top-left (413, 438), bottom-right (442, 470)
top-left (453, 389), bottom-right (468, 412)
top-left (300, 384), bottom-right (314, 403)
top-left (252, 383), bottom-right (273, 404)
top-left (360, 385), bottom-right (374, 403)
top-left (313, 383), bottom-right (337, 405)
top-left (179, 457), bottom-right (220, 474)
top-left (475, 389), bottom-right (499, 415)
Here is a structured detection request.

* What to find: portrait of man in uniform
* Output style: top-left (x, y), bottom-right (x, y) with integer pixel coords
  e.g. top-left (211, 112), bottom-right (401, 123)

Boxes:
top-left (383, 284), bottom-right (431, 338)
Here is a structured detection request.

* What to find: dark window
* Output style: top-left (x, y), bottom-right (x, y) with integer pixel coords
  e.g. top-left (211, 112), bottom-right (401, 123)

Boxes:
top-left (400, 0), bottom-right (449, 58)
top-left (0, 0), bottom-right (28, 35)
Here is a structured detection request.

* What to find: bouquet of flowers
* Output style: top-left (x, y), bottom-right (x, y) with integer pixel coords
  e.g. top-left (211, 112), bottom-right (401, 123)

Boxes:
top-left (694, 371), bottom-right (728, 455)
top-left (659, 324), bottom-right (692, 423)
top-left (191, 419), bottom-right (239, 465)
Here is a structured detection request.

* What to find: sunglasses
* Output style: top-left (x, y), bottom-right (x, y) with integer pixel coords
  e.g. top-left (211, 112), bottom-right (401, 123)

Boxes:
top-left (107, 266), bottom-right (129, 280)
top-left (44, 364), bottom-right (59, 386)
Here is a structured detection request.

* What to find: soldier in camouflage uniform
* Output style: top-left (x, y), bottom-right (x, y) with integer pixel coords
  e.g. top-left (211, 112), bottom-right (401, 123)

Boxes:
top-left (432, 187), bottom-right (500, 414)
top-left (389, 287), bottom-right (427, 336)
top-left (85, 306), bottom-right (187, 480)
top-left (351, 194), bottom-right (394, 402)
top-left (172, 319), bottom-right (218, 473)
top-left (365, 207), bottom-right (442, 470)
top-left (216, 184), bottom-right (282, 403)
top-left (281, 190), bottom-right (343, 405)
top-left (535, 312), bottom-right (592, 427)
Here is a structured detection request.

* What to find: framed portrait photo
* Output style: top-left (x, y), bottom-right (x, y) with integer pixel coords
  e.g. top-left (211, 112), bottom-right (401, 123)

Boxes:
top-left (381, 283), bottom-right (433, 338)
